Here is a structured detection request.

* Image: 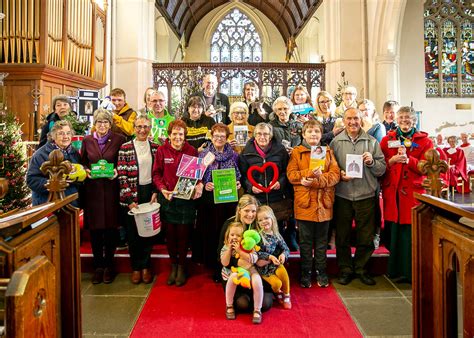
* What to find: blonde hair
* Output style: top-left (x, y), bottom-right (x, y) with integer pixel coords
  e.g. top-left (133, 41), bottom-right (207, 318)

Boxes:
top-left (224, 222), bottom-right (245, 245)
top-left (314, 91), bottom-right (336, 117)
top-left (235, 194), bottom-right (260, 227)
top-left (256, 205), bottom-right (282, 245)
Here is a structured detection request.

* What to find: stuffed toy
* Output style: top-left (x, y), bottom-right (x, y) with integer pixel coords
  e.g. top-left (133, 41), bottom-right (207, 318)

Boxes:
top-left (67, 163), bottom-right (87, 182)
top-left (235, 229), bottom-right (261, 259)
top-left (231, 266), bottom-right (251, 289)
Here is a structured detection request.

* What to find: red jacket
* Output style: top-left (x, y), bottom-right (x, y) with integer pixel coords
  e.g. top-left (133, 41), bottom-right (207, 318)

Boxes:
top-left (380, 130), bottom-right (433, 224)
top-left (152, 139), bottom-right (197, 192)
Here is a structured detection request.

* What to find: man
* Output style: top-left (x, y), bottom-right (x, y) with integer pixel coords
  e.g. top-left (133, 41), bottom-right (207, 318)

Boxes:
top-left (242, 81), bottom-right (272, 126)
top-left (459, 132), bottom-right (474, 170)
top-left (330, 107), bottom-right (386, 286)
top-left (147, 90), bottom-right (175, 145)
top-left (110, 88), bottom-right (137, 140)
top-left (335, 85), bottom-right (358, 118)
top-left (193, 74), bottom-right (230, 124)
top-left (382, 100), bottom-right (399, 132)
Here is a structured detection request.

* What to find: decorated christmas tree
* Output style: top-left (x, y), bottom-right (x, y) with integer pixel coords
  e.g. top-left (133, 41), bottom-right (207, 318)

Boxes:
top-left (0, 111), bottom-right (31, 213)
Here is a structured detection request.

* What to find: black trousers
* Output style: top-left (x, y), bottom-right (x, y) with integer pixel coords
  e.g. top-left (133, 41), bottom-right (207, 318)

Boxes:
top-left (298, 219), bottom-right (329, 275)
top-left (90, 228), bottom-right (119, 269)
top-left (334, 196), bottom-right (375, 275)
top-left (126, 184), bottom-right (155, 271)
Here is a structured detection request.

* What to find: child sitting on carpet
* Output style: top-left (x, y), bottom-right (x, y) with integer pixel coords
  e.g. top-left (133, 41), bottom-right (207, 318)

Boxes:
top-left (220, 221), bottom-right (264, 324)
top-left (255, 206), bottom-right (291, 309)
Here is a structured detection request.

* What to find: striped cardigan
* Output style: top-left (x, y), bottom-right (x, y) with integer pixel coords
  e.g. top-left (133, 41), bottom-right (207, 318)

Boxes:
top-left (117, 140), bottom-right (159, 207)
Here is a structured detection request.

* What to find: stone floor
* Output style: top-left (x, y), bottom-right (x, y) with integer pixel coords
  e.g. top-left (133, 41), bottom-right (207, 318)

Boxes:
top-left (81, 273), bottom-right (413, 337)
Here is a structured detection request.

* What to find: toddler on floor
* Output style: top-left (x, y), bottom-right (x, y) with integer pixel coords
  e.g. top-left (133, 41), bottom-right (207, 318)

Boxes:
top-left (220, 222), bottom-right (264, 324)
top-left (255, 206), bottom-right (291, 309)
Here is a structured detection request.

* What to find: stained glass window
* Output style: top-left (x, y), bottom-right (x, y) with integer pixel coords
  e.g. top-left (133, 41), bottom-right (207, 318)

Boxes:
top-left (424, 0), bottom-right (473, 97)
top-left (210, 9), bottom-right (262, 95)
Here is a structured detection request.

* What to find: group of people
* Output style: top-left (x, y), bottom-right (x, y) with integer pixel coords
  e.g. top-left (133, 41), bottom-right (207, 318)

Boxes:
top-left (26, 76), bottom-right (470, 324)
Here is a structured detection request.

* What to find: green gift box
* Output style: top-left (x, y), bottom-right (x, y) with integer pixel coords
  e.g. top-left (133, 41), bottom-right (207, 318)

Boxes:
top-left (90, 159), bottom-right (115, 179)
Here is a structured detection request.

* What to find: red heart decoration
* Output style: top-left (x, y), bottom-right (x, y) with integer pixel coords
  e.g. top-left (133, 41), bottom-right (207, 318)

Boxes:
top-left (247, 162), bottom-right (279, 193)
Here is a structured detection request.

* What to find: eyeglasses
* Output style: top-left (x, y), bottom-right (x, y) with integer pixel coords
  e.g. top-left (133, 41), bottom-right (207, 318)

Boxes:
top-left (135, 125), bottom-right (151, 130)
top-left (150, 99), bottom-right (166, 104)
top-left (57, 131), bottom-right (72, 136)
top-left (212, 134), bottom-right (227, 140)
top-left (96, 120), bottom-right (110, 125)
top-left (233, 111), bottom-right (246, 115)
top-left (343, 92), bottom-right (356, 95)
top-left (319, 100), bottom-right (332, 105)
top-left (255, 132), bottom-right (270, 137)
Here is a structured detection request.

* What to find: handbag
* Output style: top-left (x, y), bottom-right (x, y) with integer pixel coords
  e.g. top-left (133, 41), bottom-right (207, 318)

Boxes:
top-left (268, 198), bottom-right (293, 221)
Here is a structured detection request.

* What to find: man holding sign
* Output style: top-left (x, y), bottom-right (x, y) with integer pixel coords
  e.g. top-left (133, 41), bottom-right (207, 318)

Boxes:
top-left (330, 108), bottom-right (386, 286)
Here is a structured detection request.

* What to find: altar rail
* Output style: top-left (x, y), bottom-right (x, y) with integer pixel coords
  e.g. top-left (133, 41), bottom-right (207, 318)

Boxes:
top-left (152, 62), bottom-right (326, 114)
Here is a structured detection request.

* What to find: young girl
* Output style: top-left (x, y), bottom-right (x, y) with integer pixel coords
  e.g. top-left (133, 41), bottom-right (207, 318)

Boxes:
top-left (220, 222), bottom-right (264, 324)
top-left (255, 206), bottom-right (291, 309)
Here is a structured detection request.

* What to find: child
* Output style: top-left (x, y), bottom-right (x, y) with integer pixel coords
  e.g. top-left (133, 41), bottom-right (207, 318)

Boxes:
top-left (220, 222), bottom-right (264, 324)
top-left (255, 206), bottom-right (291, 309)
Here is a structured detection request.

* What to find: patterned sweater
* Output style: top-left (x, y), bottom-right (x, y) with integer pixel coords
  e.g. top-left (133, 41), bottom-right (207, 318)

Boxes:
top-left (117, 140), bottom-right (159, 207)
top-left (256, 232), bottom-right (290, 276)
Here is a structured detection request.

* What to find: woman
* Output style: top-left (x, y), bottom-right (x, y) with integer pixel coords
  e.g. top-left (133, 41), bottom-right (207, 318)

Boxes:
top-left (335, 85), bottom-right (358, 118)
top-left (444, 136), bottom-right (471, 193)
top-left (314, 91), bottom-right (344, 146)
top-left (380, 106), bottom-right (433, 283)
top-left (287, 120), bottom-right (340, 288)
top-left (269, 96), bottom-right (303, 153)
top-left (118, 116), bottom-right (160, 284)
top-left (194, 123), bottom-right (241, 279)
top-left (243, 82), bottom-right (272, 126)
top-left (81, 109), bottom-right (126, 284)
top-left (38, 95), bottom-right (75, 148)
top-left (27, 120), bottom-right (82, 207)
top-left (227, 102), bottom-right (254, 154)
top-left (152, 119), bottom-right (204, 287)
top-left (217, 195), bottom-right (273, 318)
top-left (290, 85), bottom-right (313, 106)
top-left (359, 99), bottom-right (386, 143)
top-left (182, 96), bottom-right (216, 152)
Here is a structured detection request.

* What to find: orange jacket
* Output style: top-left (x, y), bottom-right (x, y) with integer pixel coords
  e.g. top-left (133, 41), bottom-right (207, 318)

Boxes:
top-left (287, 145), bottom-right (340, 222)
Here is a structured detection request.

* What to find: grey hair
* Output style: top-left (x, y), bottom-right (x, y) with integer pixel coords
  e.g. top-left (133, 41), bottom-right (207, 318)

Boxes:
top-left (272, 96), bottom-right (293, 112)
top-left (49, 120), bottom-right (74, 142)
top-left (396, 106), bottom-right (417, 125)
top-left (254, 122), bottom-right (273, 139)
top-left (93, 109), bottom-right (113, 125)
top-left (134, 114), bottom-right (151, 126)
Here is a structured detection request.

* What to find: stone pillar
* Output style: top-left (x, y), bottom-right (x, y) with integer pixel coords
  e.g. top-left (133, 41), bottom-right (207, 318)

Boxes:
top-left (375, 53), bottom-right (399, 109)
top-left (110, 0), bottom-right (156, 109)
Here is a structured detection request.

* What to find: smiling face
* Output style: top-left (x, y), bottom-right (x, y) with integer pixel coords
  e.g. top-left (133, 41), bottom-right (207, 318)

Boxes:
top-left (396, 111), bottom-right (414, 133)
top-left (134, 118), bottom-right (151, 141)
top-left (293, 89), bottom-right (308, 105)
top-left (342, 90), bottom-right (357, 106)
top-left (150, 92), bottom-right (166, 117)
top-left (232, 109), bottom-right (248, 125)
top-left (95, 119), bottom-right (111, 137)
top-left (227, 226), bottom-right (243, 245)
top-left (54, 125), bottom-right (73, 149)
top-left (383, 107), bottom-right (396, 123)
top-left (238, 204), bottom-right (257, 226)
top-left (111, 94), bottom-right (126, 112)
top-left (202, 75), bottom-right (217, 96)
top-left (169, 127), bottom-right (185, 150)
top-left (188, 104), bottom-right (203, 121)
top-left (274, 102), bottom-right (291, 123)
top-left (317, 95), bottom-right (333, 115)
top-left (54, 100), bottom-right (71, 118)
top-left (244, 85), bottom-right (257, 102)
top-left (257, 211), bottom-right (273, 233)
top-left (447, 136), bottom-right (457, 148)
top-left (344, 108), bottom-right (362, 138)
top-left (254, 125), bottom-right (272, 148)
top-left (358, 103), bottom-right (375, 120)
top-left (303, 126), bottom-right (322, 146)
top-left (461, 133), bottom-right (468, 144)
top-left (211, 130), bottom-right (227, 150)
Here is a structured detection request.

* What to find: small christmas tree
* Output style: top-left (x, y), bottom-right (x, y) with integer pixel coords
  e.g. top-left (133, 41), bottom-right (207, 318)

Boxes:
top-left (334, 71), bottom-right (349, 107)
top-left (0, 111), bottom-right (31, 213)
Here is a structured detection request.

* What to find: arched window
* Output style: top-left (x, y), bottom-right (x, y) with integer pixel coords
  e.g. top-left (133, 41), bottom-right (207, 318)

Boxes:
top-left (210, 8), bottom-right (262, 95)
top-left (424, 0), bottom-right (473, 97)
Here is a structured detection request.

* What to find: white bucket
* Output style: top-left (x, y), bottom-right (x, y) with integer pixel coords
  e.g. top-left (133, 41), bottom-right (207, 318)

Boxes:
top-left (128, 202), bottom-right (161, 237)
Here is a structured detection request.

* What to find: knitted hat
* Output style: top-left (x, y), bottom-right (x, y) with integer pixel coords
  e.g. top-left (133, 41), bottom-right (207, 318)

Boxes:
top-left (52, 94), bottom-right (72, 110)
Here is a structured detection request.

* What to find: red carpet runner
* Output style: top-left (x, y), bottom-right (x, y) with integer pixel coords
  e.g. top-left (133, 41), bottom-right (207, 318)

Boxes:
top-left (131, 269), bottom-right (362, 337)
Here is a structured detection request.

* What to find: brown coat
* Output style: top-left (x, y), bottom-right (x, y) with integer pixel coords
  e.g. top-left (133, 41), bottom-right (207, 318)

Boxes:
top-left (287, 145), bottom-right (340, 222)
top-left (80, 132), bottom-right (125, 230)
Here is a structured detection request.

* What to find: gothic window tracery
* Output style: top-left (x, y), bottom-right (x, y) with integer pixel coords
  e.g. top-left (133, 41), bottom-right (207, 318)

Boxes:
top-left (424, 0), bottom-right (473, 97)
top-left (210, 9), bottom-right (262, 95)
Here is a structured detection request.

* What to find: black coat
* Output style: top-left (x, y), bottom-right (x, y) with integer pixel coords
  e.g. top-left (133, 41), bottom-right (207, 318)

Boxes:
top-left (191, 91), bottom-right (230, 125)
top-left (238, 138), bottom-right (290, 204)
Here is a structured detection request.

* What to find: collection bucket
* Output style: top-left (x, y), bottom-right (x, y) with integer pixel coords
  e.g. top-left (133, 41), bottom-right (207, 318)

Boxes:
top-left (128, 202), bottom-right (161, 237)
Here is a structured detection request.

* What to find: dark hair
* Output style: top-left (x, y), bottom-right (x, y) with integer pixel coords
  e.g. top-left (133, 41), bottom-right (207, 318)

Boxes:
top-left (290, 85), bottom-right (312, 105)
top-left (211, 123), bottom-right (230, 138)
top-left (243, 81), bottom-right (259, 97)
top-left (382, 100), bottom-right (399, 112)
top-left (186, 96), bottom-right (205, 109)
top-left (109, 88), bottom-right (126, 98)
top-left (167, 119), bottom-right (188, 136)
top-left (302, 119), bottom-right (323, 134)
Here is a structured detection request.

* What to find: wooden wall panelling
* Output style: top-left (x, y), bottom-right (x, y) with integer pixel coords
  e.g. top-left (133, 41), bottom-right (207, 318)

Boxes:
top-left (5, 80), bottom-right (35, 140)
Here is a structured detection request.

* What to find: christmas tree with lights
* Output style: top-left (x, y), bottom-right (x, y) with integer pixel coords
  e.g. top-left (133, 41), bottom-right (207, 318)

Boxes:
top-left (0, 74), bottom-right (31, 213)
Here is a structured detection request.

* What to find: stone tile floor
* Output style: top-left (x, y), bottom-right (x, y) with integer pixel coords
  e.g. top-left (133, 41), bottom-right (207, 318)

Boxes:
top-left (81, 273), bottom-right (413, 337)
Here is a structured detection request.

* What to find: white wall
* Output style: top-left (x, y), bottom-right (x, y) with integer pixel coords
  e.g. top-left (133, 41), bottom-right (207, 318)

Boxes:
top-left (399, 0), bottom-right (473, 136)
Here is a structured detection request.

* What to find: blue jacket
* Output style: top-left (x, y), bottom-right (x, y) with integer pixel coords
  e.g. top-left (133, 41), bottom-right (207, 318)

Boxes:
top-left (27, 142), bottom-right (81, 206)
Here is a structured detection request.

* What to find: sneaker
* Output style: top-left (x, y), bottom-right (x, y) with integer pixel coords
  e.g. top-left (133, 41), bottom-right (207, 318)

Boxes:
top-left (283, 294), bottom-right (292, 309)
top-left (300, 274), bottom-right (312, 288)
top-left (373, 234), bottom-right (380, 250)
top-left (316, 272), bottom-right (329, 288)
top-left (276, 291), bottom-right (284, 304)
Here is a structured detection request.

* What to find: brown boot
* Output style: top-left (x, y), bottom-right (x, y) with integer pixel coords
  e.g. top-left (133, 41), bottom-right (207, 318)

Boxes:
top-left (167, 264), bottom-right (178, 285)
top-left (175, 265), bottom-right (187, 287)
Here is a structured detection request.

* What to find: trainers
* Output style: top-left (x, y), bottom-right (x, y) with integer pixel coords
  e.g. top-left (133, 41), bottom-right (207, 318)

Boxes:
top-left (316, 272), bottom-right (329, 288)
top-left (373, 234), bottom-right (380, 250)
top-left (300, 274), bottom-right (312, 288)
top-left (283, 294), bottom-right (292, 309)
